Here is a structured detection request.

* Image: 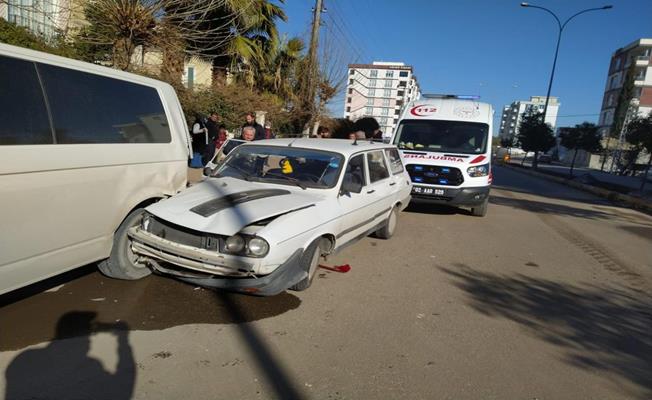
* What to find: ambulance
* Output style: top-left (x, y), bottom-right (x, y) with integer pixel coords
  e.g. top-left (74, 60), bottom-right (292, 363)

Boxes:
top-left (390, 94), bottom-right (493, 217)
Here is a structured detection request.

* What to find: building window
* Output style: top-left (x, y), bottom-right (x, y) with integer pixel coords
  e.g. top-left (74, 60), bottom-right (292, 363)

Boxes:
top-left (366, 107), bottom-right (373, 115)
top-left (348, 88), bottom-right (353, 94)
top-left (368, 88), bottom-right (376, 96)
top-left (395, 109), bottom-right (400, 115)
top-left (384, 80), bottom-right (392, 87)
top-left (381, 108), bottom-right (389, 116)
top-left (382, 98), bottom-right (390, 106)
top-left (397, 90), bottom-right (405, 97)
top-left (367, 97), bottom-right (374, 106)
top-left (396, 100), bottom-right (403, 106)
top-left (370, 70), bottom-right (378, 77)
top-left (346, 106), bottom-right (351, 112)
top-left (380, 117), bottom-right (388, 125)
top-left (383, 89), bottom-right (391, 97)
top-left (399, 71), bottom-right (408, 77)
top-left (349, 78), bottom-right (353, 85)
top-left (349, 69), bottom-right (354, 75)
top-left (370, 79), bottom-right (377, 87)
top-left (393, 118), bottom-right (399, 124)
top-left (347, 97), bottom-right (351, 103)
top-left (398, 81), bottom-right (406, 87)
top-left (385, 70), bottom-right (394, 78)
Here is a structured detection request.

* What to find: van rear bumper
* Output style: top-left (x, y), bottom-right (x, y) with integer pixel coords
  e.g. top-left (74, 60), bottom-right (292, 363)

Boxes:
top-left (411, 186), bottom-right (490, 206)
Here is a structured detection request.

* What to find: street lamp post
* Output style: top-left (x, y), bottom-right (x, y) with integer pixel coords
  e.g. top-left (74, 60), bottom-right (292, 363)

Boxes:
top-left (520, 3), bottom-right (612, 124)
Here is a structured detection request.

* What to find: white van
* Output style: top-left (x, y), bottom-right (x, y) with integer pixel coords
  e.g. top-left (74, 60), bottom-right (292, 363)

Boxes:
top-left (0, 43), bottom-right (191, 295)
top-left (390, 95), bottom-right (493, 217)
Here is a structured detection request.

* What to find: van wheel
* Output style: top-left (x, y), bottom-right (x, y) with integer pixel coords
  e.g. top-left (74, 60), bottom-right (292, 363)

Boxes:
top-left (98, 208), bottom-right (152, 280)
top-left (471, 198), bottom-right (489, 217)
top-left (290, 240), bottom-right (321, 291)
top-left (376, 207), bottom-right (398, 239)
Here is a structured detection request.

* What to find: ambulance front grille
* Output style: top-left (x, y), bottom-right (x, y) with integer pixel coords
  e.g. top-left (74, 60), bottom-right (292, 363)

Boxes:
top-left (406, 164), bottom-right (464, 186)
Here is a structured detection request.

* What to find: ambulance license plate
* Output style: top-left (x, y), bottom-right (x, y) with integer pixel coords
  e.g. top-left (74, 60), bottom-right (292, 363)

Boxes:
top-left (412, 186), bottom-right (445, 196)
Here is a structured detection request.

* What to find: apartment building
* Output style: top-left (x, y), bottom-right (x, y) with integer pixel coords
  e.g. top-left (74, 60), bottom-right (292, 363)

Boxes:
top-left (344, 61), bottom-right (420, 135)
top-left (598, 38), bottom-right (652, 137)
top-left (498, 96), bottom-right (560, 141)
top-left (0, 0), bottom-right (78, 39)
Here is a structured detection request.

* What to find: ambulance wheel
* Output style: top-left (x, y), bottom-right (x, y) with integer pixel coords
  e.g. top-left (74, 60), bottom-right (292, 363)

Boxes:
top-left (290, 240), bottom-right (321, 291)
top-left (471, 199), bottom-right (488, 217)
top-left (376, 206), bottom-right (398, 239)
top-left (98, 208), bottom-right (152, 280)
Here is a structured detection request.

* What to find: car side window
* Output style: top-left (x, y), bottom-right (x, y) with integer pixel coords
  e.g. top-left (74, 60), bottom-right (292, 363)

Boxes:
top-left (367, 150), bottom-right (390, 183)
top-left (384, 148), bottom-right (404, 174)
top-left (0, 55), bottom-right (53, 145)
top-left (343, 154), bottom-right (366, 188)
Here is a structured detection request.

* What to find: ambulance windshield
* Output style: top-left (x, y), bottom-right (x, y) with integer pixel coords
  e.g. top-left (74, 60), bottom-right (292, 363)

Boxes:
top-left (394, 120), bottom-right (489, 155)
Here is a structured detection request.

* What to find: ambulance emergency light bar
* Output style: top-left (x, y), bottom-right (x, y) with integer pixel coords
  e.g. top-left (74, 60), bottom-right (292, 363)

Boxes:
top-left (421, 94), bottom-right (481, 100)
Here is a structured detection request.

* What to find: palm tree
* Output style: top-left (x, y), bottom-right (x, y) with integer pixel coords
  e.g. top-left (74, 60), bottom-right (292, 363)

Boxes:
top-left (196, 0), bottom-right (287, 84)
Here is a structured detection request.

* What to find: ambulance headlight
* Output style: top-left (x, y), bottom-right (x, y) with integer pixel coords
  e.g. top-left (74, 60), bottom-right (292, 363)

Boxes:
top-left (467, 164), bottom-right (489, 177)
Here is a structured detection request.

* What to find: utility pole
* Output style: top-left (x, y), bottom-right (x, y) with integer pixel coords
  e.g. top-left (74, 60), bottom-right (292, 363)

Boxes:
top-left (303, 0), bottom-right (324, 136)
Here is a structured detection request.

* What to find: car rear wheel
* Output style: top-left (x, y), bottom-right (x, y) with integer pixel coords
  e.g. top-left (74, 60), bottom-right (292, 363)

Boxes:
top-left (98, 208), bottom-right (152, 280)
top-left (290, 240), bottom-right (321, 291)
top-left (471, 198), bottom-right (489, 217)
top-left (376, 206), bottom-right (398, 239)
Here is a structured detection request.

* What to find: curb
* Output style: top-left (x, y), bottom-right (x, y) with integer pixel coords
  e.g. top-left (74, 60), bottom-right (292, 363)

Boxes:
top-left (500, 164), bottom-right (652, 215)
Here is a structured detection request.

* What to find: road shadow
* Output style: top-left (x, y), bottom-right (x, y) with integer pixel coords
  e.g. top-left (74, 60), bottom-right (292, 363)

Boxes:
top-left (441, 264), bottom-right (652, 399)
top-left (489, 194), bottom-right (615, 221)
top-left (405, 202), bottom-right (471, 216)
top-left (216, 291), bottom-right (306, 400)
top-left (4, 311), bottom-right (135, 400)
top-left (619, 225), bottom-right (652, 243)
top-left (0, 271), bottom-right (301, 351)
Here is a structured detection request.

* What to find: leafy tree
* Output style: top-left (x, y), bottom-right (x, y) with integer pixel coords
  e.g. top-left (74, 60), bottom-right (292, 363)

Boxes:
top-left (625, 113), bottom-right (652, 191)
top-left (516, 111), bottom-right (556, 169)
top-left (560, 122), bottom-right (603, 177)
top-left (0, 18), bottom-right (76, 57)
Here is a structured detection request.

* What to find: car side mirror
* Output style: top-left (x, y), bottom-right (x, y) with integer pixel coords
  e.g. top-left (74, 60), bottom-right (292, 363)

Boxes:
top-left (341, 174), bottom-right (363, 195)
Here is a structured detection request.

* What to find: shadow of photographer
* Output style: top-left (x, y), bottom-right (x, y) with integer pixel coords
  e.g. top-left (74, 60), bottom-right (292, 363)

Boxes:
top-left (5, 311), bottom-right (135, 400)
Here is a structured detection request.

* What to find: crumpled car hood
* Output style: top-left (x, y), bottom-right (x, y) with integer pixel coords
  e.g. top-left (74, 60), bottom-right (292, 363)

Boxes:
top-left (146, 177), bottom-right (323, 236)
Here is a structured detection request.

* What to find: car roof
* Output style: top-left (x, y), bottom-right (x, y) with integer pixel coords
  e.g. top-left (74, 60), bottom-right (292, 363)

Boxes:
top-left (241, 138), bottom-right (394, 156)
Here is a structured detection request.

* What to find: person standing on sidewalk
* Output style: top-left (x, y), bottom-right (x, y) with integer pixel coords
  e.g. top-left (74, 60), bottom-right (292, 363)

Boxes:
top-left (203, 112), bottom-right (220, 164)
top-left (242, 113), bottom-right (266, 141)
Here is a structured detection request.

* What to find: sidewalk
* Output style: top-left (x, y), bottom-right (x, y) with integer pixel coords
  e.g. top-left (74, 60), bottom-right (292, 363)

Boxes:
top-left (508, 158), bottom-right (652, 201)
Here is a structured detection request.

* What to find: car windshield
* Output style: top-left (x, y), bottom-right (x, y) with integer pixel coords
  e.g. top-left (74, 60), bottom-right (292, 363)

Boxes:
top-left (215, 145), bottom-right (344, 189)
top-left (394, 119), bottom-right (489, 155)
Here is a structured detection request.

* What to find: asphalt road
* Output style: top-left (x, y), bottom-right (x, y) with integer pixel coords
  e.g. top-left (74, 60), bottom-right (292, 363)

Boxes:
top-left (1, 165), bottom-right (651, 400)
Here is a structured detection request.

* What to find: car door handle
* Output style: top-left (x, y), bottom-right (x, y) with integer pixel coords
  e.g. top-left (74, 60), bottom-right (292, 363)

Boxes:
top-left (367, 189), bottom-right (376, 194)
top-left (389, 182), bottom-right (396, 186)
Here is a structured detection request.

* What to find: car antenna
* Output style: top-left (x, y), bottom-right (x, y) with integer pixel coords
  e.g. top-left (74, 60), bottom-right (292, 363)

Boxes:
top-left (352, 137), bottom-right (358, 146)
top-left (288, 137), bottom-right (298, 147)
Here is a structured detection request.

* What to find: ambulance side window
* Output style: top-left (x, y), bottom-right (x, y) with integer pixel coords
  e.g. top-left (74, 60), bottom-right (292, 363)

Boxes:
top-left (384, 148), bottom-right (404, 174)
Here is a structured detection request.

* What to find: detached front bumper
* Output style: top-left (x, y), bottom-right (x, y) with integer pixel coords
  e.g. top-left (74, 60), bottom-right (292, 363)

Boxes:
top-left (128, 227), bottom-right (306, 296)
top-left (411, 186), bottom-right (490, 206)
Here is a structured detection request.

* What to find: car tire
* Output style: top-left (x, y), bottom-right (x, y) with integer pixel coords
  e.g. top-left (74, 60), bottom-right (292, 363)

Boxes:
top-left (290, 239), bottom-right (321, 291)
top-left (471, 198), bottom-right (489, 217)
top-left (98, 208), bottom-right (152, 280)
top-left (375, 206), bottom-right (398, 240)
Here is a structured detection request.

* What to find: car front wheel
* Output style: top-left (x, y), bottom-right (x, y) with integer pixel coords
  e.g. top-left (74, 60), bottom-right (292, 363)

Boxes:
top-left (290, 239), bottom-right (321, 291)
top-left (98, 208), bottom-right (152, 280)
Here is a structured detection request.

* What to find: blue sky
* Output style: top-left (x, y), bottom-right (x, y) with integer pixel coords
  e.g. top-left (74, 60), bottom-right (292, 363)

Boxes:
top-left (278, 0), bottom-right (652, 134)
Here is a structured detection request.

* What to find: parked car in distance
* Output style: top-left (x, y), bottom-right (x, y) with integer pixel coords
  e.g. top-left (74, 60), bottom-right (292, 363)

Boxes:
top-left (125, 139), bottom-right (412, 295)
top-left (0, 43), bottom-right (191, 295)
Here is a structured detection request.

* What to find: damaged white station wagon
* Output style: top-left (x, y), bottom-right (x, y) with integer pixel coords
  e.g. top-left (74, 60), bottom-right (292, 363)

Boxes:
top-left (106, 139), bottom-right (411, 296)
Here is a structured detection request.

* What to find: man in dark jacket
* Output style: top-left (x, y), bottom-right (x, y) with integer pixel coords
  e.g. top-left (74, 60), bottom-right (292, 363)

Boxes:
top-left (242, 113), bottom-right (266, 141)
